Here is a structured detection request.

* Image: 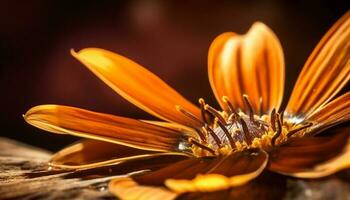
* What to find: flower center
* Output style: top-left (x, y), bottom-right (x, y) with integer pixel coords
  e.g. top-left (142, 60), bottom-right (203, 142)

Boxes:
top-left (177, 95), bottom-right (312, 157)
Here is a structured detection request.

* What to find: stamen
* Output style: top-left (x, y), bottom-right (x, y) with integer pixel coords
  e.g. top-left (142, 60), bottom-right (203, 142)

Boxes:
top-left (259, 97), bottom-right (263, 117)
top-left (279, 110), bottom-right (285, 125)
top-left (216, 118), bottom-right (236, 148)
top-left (176, 105), bottom-right (207, 141)
top-left (271, 114), bottom-right (282, 146)
top-left (194, 128), bottom-right (207, 142)
top-left (205, 105), bottom-right (227, 125)
top-left (243, 94), bottom-right (255, 122)
top-left (176, 105), bottom-right (205, 126)
top-left (240, 118), bottom-right (253, 145)
top-left (270, 108), bottom-right (276, 131)
top-left (198, 98), bottom-right (210, 125)
top-left (222, 96), bottom-right (239, 117)
top-left (287, 123), bottom-right (313, 138)
top-left (227, 114), bottom-right (235, 122)
top-left (189, 138), bottom-right (215, 155)
top-left (202, 127), bottom-right (222, 147)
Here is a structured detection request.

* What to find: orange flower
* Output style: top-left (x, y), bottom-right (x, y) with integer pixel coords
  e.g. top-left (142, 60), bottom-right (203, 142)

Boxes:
top-left (25, 11), bottom-right (350, 199)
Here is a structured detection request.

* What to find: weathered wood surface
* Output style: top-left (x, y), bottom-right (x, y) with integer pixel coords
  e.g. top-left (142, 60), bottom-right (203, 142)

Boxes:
top-left (0, 138), bottom-right (116, 200)
top-left (1, 137), bottom-right (350, 200)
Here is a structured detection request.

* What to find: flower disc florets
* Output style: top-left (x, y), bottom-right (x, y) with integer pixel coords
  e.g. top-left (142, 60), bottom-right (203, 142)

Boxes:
top-left (178, 95), bottom-right (312, 157)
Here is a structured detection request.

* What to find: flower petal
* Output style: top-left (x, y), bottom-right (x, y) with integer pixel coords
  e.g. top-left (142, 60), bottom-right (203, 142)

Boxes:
top-left (110, 148), bottom-right (267, 197)
top-left (142, 120), bottom-right (196, 136)
top-left (110, 177), bottom-right (178, 200)
top-left (307, 92), bottom-right (350, 134)
top-left (24, 105), bottom-right (189, 152)
top-left (71, 48), bottom-right (201, 128)
top-left (164, 149), bottom-right (268, 193)
top-left (64, 154), bottom-right (187, 179)
top-left (177, 171), bottom-right (286, 200)
top-left (269, 128), bottom-right (350, 178)
top-left (208, 22), bottom-right (284, 114)
top-left (50, 139), bottom-right (186, 169)
top-left (286, 11), bottom-right (350, 117)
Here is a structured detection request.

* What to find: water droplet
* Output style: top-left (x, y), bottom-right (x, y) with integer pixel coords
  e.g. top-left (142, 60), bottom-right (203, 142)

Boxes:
top-left (89, 182), bottom-right (109, 192)
top-left (98, 186), bottom-right (107, 191)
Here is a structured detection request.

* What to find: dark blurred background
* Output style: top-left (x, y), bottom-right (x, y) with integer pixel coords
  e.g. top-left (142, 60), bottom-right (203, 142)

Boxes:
top-left (1, 0), bottom-right (349, 152)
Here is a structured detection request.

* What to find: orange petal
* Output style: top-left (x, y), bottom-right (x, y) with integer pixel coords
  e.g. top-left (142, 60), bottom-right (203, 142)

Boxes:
top-left (109, 177), bottom-right (177, 200)
top-left (165, 149), bottom-right (268, 193)
top-left (50, 139), bottom-right (187, 169)
top-left (129, 149), bottom-right (267, 193)
top-left (142, 120), bottom-right (197, 137)
top-left (208, 22), bottom-right (284, 114)
top-left (71, 48), bottom-right (201, 128)
top-left (178, 171), bottom-right (286, 200)
top-left (24, 105), bottom-right (189, 152)
top-left (269, 128), bottom-right (350, 178)
top-left (134, 156), bottom-right (215, 186)
top-left (64, 154), bottom-right (188, 179)
top-left (286, 11), bottom-right (350, 117)
top-left (308, 92), bottom-right (350, 135)
top-left (109, 150), bottom-right (268, 199)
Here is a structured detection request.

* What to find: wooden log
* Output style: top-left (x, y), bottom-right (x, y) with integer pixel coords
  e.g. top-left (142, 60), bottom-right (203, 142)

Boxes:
top-left (0, 138), bottom-right (116, 199)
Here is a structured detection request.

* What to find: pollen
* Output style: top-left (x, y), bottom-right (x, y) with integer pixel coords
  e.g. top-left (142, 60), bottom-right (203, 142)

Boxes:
top-left (177, 95), bottom-right (313, 157)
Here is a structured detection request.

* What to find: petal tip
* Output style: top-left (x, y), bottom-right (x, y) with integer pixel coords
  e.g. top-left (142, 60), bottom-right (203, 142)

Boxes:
top-left (71, 48), bottom-right (104, 59)
top-left (250, 21), bottom-right (274, 35)
top-left (70, 48), bottom-right (78, 57)
top-left (23, 106), bottom-right (37, 121)
top-left (23, 105), bottom-right (58, 121)
top-left (251, 21), bottom-right (266, 28)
